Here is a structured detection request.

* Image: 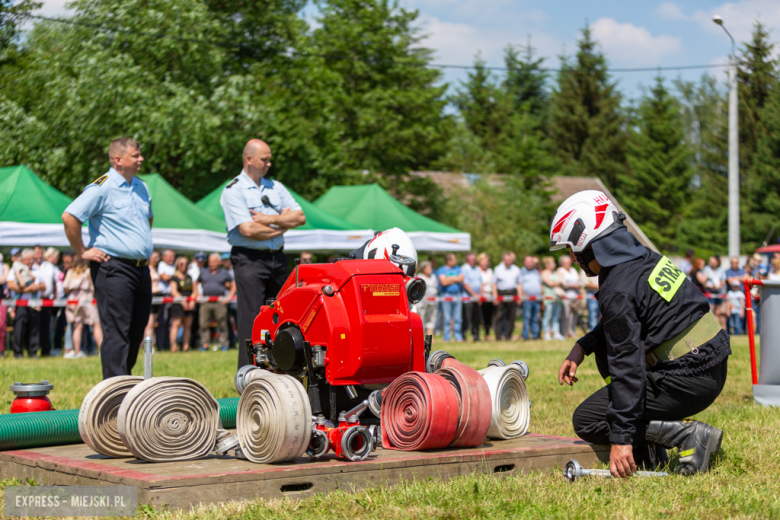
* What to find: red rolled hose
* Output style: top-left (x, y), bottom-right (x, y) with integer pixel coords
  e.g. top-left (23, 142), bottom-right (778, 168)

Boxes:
top-left (436, 358), bottom-right (491, 448)
top-left (381, 372), bottom-right (459, 451)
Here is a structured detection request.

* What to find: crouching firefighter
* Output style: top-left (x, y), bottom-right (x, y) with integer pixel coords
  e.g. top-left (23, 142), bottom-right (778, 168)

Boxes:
top-left (552, 190), bottom-right (730, 478)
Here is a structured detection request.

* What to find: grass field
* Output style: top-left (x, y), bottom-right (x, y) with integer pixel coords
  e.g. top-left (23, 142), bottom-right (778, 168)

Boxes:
top-left (1, 335), bottom-right (779, 519)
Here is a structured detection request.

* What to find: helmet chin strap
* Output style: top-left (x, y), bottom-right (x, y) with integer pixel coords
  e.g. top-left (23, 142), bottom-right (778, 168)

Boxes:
top-left (573, 248), bottom-right (598, 277)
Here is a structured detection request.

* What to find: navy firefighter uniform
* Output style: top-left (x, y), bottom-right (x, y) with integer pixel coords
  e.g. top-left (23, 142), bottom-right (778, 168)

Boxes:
top-left (220, 170), bottom-right (301, 368)
top-left (64, 168), bottom-right (154, 378)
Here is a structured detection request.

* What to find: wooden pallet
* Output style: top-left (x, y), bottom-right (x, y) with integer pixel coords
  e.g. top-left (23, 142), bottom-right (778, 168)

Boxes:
top-left (0, 434), bottom-right (609, 509)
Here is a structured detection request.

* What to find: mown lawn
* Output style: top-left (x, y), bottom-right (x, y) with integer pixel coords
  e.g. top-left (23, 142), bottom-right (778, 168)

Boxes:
top-left (1, 334), bottom-right (779, 519)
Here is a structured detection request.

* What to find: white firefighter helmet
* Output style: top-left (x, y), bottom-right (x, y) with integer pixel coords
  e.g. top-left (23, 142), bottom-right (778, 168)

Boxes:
top-left (363, 227), bottom-right (418, 276)
top-left (549, 190), bottom-right (622, 253)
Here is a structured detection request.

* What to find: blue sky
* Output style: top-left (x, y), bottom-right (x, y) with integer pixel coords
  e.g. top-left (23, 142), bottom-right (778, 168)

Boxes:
top-left (405, 0), bottom-right (780, 101)
top-left (36, 0), bottom-right (780, 101)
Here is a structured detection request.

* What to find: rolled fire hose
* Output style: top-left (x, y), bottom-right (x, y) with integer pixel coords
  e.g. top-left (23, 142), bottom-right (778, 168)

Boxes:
top-left (436, 358), bottom-right (492, 448)
top-left (477, 365), bottom-right (530, 439)
top-left (381, 372), bottom-right (459, 451)
top-left (236, 374), bottom-right (312, 463)
top-left (78, 375), bottom-right (144, 457)
top-left (117, 377), bottom-right (222, 462)
top-left (0, 397), bottom-right (239, 451)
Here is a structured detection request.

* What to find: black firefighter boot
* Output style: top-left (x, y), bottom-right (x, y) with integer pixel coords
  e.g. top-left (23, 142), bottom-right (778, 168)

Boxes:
top-left (645, 420), bottom-right (723, 475)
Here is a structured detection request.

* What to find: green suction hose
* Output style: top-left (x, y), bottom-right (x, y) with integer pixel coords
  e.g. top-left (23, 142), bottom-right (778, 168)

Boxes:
top-left (0, 397), bottom-right (240, 451)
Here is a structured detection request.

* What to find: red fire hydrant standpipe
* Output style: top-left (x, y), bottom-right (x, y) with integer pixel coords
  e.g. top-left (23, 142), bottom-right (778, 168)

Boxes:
top-left (436, 358), bottom-right (492, 448)
top-left (381, 372), bottom-right (459, 451)
top-left (10, 381), bottom-right (54, 414)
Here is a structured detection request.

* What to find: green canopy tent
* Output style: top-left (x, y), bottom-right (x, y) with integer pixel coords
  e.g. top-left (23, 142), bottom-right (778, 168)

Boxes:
top-left (196, 181), bottom-right (373, 251)
top-left (0, 165), bottom-right (84, 246)
top-left (138, 174), bottom-right (232, 252)
top-left (313, 184), bottom-right (470, 251)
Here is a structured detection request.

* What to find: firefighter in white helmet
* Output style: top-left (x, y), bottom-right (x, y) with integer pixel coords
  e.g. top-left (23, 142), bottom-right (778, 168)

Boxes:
top-left (552, 190), bottom-right (730, 478)
top-left (349, 227), bottom-right (418, 277)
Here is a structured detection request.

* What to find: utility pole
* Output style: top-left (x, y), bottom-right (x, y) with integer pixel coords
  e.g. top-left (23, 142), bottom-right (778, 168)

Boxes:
top-left (714, 15), bottom-right (740, 258)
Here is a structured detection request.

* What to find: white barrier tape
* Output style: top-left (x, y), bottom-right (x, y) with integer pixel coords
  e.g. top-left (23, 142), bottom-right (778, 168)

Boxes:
top-left (117, 377), bottom-right (221, 462)
top-left (477, 365), bottom-right (530, 440)
top-left (78, 376), bottom-right (143, 458)
top-left (236, 374), bottom-right (311, 464)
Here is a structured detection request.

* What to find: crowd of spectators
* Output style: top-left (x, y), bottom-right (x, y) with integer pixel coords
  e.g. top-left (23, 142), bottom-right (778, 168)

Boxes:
top-left (0, 246), bottom-right (237, 358)
top-left (412, 251), bottom-right (601, 343)
top-left (679, 249), bottom-right (768, 336)
top-left (3, 246), bottom-right (770, 359)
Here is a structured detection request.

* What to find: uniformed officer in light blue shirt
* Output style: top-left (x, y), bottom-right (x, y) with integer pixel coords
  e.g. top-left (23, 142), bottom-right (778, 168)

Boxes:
top-left (220, 139), bottom-right (305, 367)
top-left (62, 137), bottom-right (154, 379)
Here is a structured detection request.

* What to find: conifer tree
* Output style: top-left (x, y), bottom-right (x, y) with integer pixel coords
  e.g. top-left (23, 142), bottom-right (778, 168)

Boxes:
top-left (451, 55), bottom-right (513, 163)
top-left (738, 21), bottom-right (779, 248)
top-left (621, 76), bottom-right (692, 251)
top-left (549, 25), bottom-right (627, 192)
top-left (674, 75), bottom-right (728, 254)
top-left (750, 79), bottom-right (780, 249)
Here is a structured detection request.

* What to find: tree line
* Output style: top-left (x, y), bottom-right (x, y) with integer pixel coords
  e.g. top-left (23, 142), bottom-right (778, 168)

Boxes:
top-left (1, 0), bottom-right (779, 260)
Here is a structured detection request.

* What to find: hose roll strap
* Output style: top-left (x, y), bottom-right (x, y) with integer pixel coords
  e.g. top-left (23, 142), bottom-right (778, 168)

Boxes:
top-left (117, 377), bottom-right (221, 462)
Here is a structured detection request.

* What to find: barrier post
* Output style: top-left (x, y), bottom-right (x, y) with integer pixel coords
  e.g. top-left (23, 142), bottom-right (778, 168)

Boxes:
top-left (745, 279), bottom-right (760, 385)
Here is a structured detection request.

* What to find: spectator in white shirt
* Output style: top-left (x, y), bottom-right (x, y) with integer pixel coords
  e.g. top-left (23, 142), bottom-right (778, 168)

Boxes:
top-left (413, 261), bottom-right (438, 339)
top-left (557, 255), bottom-right (582, 339)
top-left (7, 249), bottom-right (45, 358)
top-left (157, 249), bottom-right (176, 351)
top-left (702, 255), bottom-right (728, 330)
top-left (493, 252), bottom-right (521, 340)
top-left (461, 252), bottom-right (483, 341)
top-left (477, 253), bottom-right (495, 341)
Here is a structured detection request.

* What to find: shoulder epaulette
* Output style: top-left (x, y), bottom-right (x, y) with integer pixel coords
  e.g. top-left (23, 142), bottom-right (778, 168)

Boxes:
top-left (226, 178), bottom-right (239, 189)
top-left (91, 174), bottom-right (109, 186)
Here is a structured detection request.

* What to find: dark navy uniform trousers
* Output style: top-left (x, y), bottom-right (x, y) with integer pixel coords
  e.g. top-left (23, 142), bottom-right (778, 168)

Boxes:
top-left (90, 258), bottom-right (152, 378)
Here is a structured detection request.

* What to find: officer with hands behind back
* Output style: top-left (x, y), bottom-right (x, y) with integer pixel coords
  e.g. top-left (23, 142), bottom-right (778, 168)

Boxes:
top-left (62, 137), bottom-right (153, 379)
top-left (553, 191), bottom-right (730, 478)
top-left (221, 139), bottom-right (305, 369)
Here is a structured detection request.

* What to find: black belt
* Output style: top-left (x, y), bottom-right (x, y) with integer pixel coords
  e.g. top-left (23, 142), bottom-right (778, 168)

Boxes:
top-left (231, 246), bottom-right (284, 254)
top-left (114, 257), bottom-right (149, 267)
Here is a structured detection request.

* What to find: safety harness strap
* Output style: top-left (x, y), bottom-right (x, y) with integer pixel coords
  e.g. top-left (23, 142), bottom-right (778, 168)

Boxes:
top-left (647, 312), bottom-right (721, 368)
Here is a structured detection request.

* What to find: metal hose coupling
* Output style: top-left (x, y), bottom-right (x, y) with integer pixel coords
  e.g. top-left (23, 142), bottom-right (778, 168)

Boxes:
top-left (486, 359), bottom-right (530, 380)
top-left (234, 365), bottom-right (275, 395)
top-left (117, 377), bottom-right (221, 462)
top-left (236, 374), bottom-right (311, 463)
top-left (425, 350), bottom-right (454, 374)
top-left (341, 425), bottom-right (373, 461)
top-left (79, 376), bottom-right (143, 458)
top-left (477, 364), bottom-right (530, 439)
top-left (563, 459), bottom-right (669, 482)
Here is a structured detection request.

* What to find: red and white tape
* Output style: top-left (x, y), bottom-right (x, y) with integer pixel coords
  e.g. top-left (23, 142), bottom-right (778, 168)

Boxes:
top-left (0, 296), bottom-right (236, 307)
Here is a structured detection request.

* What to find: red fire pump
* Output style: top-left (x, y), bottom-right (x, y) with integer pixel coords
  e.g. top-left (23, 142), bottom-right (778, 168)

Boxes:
top-left (246, 255), bottom-right (431, 426)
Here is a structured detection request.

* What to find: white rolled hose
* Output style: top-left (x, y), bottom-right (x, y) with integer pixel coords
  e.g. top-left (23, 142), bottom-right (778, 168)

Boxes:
top-left (79, 375), bottom-right (144, 457)
top-left (117, 377), bottom-right (222, 462)
top-left (477, 365), bottom-right (530, 439)
top-left (236, 374), bottom-right (312, 464)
